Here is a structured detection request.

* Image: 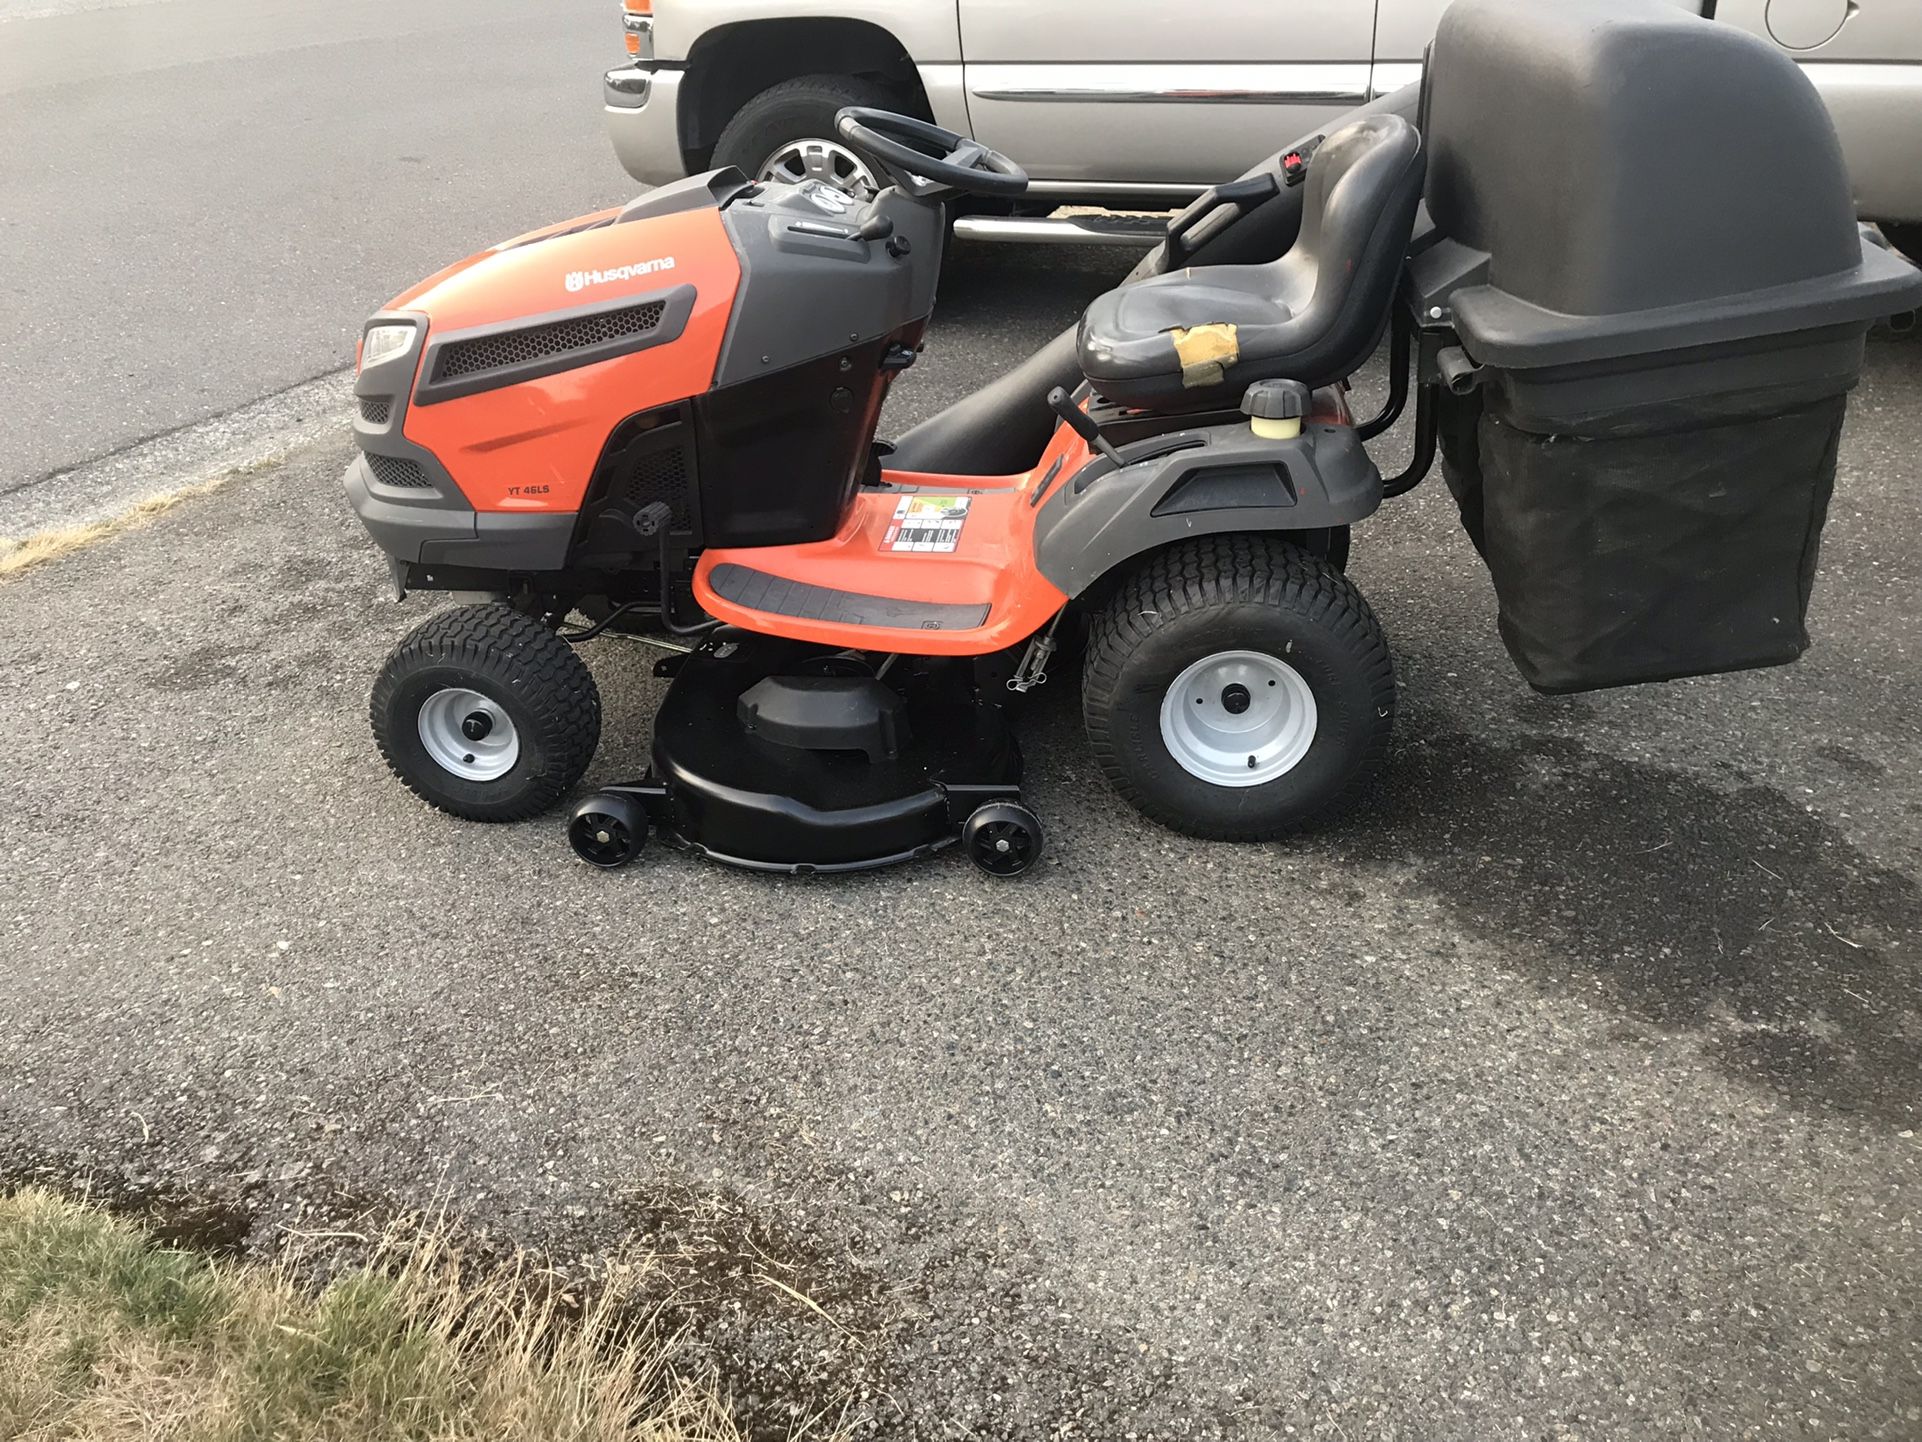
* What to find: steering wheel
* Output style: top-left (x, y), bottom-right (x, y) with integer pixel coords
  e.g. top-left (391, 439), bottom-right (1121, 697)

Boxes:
top-left (834, 108), bottom-right (1028, 199)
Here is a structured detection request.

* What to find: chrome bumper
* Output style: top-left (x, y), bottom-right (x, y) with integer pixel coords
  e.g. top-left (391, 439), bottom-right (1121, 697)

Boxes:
top-left (604, 64), bottom-right (686, 187)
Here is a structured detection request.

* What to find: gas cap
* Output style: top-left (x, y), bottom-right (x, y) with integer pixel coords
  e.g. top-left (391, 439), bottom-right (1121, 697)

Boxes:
top-left (1766, 0), bottom-right (1850, 52)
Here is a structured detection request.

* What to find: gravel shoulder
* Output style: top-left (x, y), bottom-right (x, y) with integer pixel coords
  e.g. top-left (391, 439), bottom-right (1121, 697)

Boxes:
top-left (3, 246), bottom-right (1919, 1439)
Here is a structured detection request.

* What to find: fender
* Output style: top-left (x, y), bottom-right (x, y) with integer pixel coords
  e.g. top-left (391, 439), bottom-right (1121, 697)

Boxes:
top-left (1031, 421), bottom-right (1382, 597)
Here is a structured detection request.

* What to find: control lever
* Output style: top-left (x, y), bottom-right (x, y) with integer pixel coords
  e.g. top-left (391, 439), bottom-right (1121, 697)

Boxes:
top-left (633, 501), bottom-right (673, 538)
top-left (1047, 387), bottom-right (1125, 466)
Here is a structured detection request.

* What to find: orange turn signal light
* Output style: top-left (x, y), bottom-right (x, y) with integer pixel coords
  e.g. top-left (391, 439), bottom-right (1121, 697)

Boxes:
top-left (623, 0), bottom-right (651, 58)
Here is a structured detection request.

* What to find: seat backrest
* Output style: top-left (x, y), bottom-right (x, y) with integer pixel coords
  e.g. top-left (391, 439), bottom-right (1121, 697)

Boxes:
top-left (1262, 112), bottom-right (1426, 381)
top-left (1072, 111), bottom-right (1426, 411)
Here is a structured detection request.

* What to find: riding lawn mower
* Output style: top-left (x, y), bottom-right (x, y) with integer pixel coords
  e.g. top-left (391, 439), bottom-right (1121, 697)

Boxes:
top-left (344, 0), bottom-right (1922, 876)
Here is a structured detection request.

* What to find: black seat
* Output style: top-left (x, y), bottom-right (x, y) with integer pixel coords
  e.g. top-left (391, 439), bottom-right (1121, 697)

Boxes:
top-left (1077, 114), bottom-right (1425, 411)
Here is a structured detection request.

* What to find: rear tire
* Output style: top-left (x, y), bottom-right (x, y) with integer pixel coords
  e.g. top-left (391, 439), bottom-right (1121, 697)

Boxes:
top-left (1082, 536), bottom-right (1395, 841)
top-left (712, 75), bottom-right (903, 195)
top-left (372, 604), bottom-right (601, 822)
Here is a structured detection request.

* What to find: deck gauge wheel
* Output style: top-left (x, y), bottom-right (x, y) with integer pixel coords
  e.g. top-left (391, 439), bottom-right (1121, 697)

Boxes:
top-left (568, 792), bottom-right (649, 869)
top-left (963, 802), bottom-right (1045, 877)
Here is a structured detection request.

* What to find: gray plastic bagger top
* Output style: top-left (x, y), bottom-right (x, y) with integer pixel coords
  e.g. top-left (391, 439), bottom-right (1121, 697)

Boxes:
top-left (1414, 0), bottom-right (1920, 389)
top-left (1415, 0), bottom-right (1922, 695)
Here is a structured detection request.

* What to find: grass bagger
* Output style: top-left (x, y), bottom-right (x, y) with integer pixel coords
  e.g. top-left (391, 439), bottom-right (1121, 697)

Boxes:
top-left (345, 0), bottom-right (1921, 876)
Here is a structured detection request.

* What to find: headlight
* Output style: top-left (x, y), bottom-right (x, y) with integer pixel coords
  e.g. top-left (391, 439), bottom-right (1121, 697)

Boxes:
top-left (359, 323), bottom-right (416, 372)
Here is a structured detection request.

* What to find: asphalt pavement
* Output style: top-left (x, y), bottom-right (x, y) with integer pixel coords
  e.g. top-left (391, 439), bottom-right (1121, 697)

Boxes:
top-left (0, 0), bottom-right (626, 495)
top-left (2, 222), bottom-right (1920, 1437)
top-left (4, 2), bottom-right (1921, 1431)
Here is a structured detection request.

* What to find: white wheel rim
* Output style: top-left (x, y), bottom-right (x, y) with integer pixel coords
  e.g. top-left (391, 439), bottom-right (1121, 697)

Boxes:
top-left (1158, 649), bottom-right (1318, 787)
top-left (759, 137), bottom-right (878, 196)
top-left (417, 687), bottom-right (520, 782)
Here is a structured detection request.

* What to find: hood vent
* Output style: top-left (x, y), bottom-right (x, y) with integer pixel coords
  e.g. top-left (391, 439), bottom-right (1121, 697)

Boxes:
top-left (433, 300), bottom-right (667, 383)
top-left (363, 452), bottom-right (430, 490)
top-left (412, 286), bottom-right (694, 405)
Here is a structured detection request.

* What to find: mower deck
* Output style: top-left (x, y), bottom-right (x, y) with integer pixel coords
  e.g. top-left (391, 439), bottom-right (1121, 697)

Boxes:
top-left (580, 632), bottom-right (1026, 874)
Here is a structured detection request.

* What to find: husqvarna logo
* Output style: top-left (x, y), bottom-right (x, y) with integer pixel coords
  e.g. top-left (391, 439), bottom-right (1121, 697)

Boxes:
top-left (565, 256), bottom-right (677, 292)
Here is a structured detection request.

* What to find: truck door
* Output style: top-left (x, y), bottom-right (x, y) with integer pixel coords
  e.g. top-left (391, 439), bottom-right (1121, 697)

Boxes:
top-left (1375, 0), bottom-right (1708, 90)
top-left (957, 1), bottom-right (1380, 192)
top-left (1702, 1), bottom-right (1922, 223)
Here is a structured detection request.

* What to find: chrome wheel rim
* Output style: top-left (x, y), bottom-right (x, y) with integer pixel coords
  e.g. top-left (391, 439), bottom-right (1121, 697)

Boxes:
top-left (758, 137), bottom-right (878, 195)
top-left (417, 687), bottom-right (520, 782)
top-left (1158, 650), bottom-right (1318, 787)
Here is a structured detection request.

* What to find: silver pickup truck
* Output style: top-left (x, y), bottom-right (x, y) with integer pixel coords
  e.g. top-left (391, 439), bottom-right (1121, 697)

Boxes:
top-left (603, 0), bottom-right (1922, 253)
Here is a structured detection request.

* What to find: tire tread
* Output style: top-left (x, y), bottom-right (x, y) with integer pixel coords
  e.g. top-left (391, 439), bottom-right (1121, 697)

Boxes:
top-left (370, 604), bottom-right (601, 823)
top-left (712, 74), bottom-right (902, 178)
top-left (1082, 535), bottom-right (1395, 840)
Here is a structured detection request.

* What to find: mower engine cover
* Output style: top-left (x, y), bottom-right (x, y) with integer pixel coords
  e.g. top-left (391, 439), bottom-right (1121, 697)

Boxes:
top-left (345, 169), bottom-right (944, 584)
top-left (1409, 0), bottom-right (1922, 694)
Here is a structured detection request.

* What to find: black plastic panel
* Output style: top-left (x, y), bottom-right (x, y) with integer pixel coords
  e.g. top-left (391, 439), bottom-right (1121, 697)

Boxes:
top-left (579, 404), bottom-right (702, 538)
top-left (692, 334), bottom-right (917, 547)
top-left (1034, 420), bottom-right (1381, 597)
top-left (616, 168), bottom-right (755, 224)
top-left (708, 563), bottom-right (990, 632)
top-left (1150, 462), bottom-right (1297, 517)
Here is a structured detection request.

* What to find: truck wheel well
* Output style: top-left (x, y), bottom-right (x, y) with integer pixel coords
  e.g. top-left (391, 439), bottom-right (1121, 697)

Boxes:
top-left (678, 19), bottom-right (932, 170)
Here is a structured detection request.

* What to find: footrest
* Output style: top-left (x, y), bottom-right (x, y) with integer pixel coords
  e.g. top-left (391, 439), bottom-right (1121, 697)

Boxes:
top-left (692, 485), bottom-right (1069, 655)
top-left (706, 563), bottom-right (991, 633)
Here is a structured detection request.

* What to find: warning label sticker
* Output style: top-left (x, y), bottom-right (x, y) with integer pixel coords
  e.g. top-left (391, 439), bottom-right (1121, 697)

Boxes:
top-left (882, 494), bottom-right (970, 553)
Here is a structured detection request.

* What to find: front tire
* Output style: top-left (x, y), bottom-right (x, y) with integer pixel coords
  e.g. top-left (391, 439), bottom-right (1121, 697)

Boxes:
top-left (371, 604), bottom-right (601, 822)
top-left (712, 75), bottom-right (901, 195)
top-left (1082, 536), bottom-right (1395, 841)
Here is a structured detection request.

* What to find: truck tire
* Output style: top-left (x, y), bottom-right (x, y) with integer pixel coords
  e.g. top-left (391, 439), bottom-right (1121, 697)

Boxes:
top-left (1082, 536), bottom-right (1395, 841)
top-left (712, 74), bottom-right (906, 196)
top-left (1884, 223), bottom-right (1922, 267)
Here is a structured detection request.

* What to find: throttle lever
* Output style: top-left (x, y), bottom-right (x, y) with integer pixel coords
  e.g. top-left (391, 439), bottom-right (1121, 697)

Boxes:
top-left (1047, 387), bottom-right (1125, 466)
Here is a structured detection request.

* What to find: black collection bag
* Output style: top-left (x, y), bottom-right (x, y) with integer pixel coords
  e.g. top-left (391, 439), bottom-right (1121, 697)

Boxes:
top-left (1441, 388), bottom-right (1845, 694)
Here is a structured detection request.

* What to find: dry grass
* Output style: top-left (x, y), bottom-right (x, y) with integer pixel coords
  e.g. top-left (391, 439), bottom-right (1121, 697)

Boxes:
top-left (0, 470), bottom-right (249, 580)
top-left (0, 1187), bottom-right (767, 1442)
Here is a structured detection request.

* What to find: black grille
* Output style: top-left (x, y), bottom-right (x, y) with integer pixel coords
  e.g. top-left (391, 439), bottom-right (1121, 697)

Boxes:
top-left (434, 301), bottom-right (667, 383)
top-left (613, 443), bottom-right (691, 518)
top-left (358, 397), bottom-right (391, 425)
top-left (578, 407), bottom-right (701, 552)
top-left (364, 452), bottom-right (430, 490)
